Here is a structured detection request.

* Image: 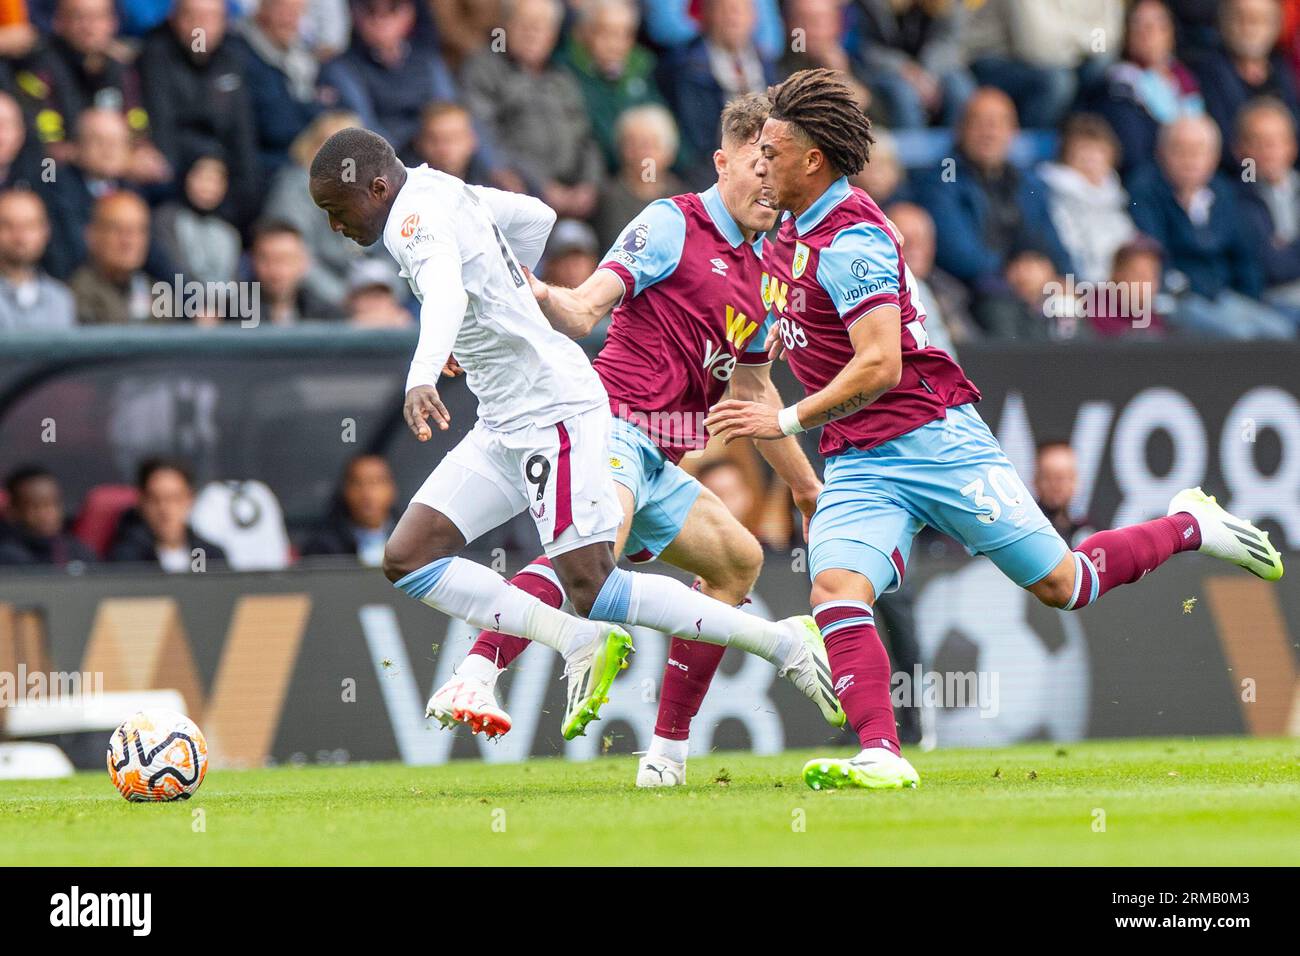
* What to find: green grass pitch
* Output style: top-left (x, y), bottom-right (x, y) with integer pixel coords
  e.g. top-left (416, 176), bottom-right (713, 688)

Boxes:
top-left (2, 737), bottom-right (1297, 866)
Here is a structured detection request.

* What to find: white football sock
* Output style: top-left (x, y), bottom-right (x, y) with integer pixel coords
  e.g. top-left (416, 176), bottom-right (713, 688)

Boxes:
top-left (591, 568), bottom-right (798, 665)
top-left (648, 734), bottom-right (688, 765)
top-left (455, 652), bottom-right (500, 686)
top-left (395, 557), bottom-right (596, 658)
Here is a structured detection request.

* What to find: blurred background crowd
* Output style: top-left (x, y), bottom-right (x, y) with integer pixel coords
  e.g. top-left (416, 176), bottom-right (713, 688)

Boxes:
top-left (2, 0), bottom-right (1298, 577)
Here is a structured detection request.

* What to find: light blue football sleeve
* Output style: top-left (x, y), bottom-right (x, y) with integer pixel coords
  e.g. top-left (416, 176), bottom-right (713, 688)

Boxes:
top-left (600, 199), bottom-right (688, 297)
top-left (814, 223), bottom-right (901, 325)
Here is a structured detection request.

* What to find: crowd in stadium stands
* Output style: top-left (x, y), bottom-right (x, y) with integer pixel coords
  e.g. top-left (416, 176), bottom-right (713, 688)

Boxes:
top-left (7, 0), bottom-right (1300, 569)
top-left (0, 0), bottom-right (1294, 340)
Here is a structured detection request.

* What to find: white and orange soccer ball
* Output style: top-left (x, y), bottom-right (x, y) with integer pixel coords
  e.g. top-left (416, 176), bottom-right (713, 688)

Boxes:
top-left (106, 710), bottom-right (208, 802)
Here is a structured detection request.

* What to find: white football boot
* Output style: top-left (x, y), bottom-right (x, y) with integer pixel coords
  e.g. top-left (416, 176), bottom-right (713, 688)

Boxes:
top-left (777, 616), bottom-right (847, 728)
top-left (425, 676), bottom-right (513, 739)
top-left (636, 754), bottom-right (686, 788)
top-left (1168, 487), bottom-right (1283, 581)
top-left (802, 748), bottom-right (920, 791)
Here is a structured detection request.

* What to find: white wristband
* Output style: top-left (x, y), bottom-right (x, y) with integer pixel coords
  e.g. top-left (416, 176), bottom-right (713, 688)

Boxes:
top-left (778, 404), bottom-right (805, 436)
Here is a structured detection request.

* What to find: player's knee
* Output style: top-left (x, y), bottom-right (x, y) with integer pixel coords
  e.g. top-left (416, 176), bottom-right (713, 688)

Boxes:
top-left (563, 572), bottom-right (606, 618)
top-left (381, 536), bottom-right (457, 584)
top-left (1028, 562), bottom-right (1075, 609)
top-left (808, 568), bottom-right (875, 610)
top-left (554, 551), bottom-right (618, 618)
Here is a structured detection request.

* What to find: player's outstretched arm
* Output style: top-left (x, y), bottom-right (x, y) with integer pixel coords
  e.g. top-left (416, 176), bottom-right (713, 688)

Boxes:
top-left (706, 305), bottom-right (903, 442)
top-left (524, 266), bottom-right (624, 339)
top-left (728, 363), bottom-right (822, 520)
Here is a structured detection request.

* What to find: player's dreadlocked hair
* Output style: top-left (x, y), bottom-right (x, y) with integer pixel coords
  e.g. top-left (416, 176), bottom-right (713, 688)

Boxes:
top-left (767, 68), bottom-right (874, 176)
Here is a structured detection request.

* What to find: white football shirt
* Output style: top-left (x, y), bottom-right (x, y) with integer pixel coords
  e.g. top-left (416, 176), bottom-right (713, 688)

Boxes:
top-left (383, 165), bottom-right (606, 431)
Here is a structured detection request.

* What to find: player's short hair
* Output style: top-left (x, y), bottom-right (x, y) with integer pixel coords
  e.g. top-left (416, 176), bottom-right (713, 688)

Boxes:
top-left (719, 93), bottom-right (770, 147)
top-left (616, 103), bottom-right (680, 159)
top-left (766, 68), bottom-right (874, 176)
top-left (136, 456), bottom-right (195, 492)
top-left (308, 126), bottom-right (399, 190)
top-left (250, 218), bottom-right (303, 246)
top-left (4, 464), bottom-right (54, 499)
top-left (1058, 113), bottom-right (1120, 161)
top-left (1235, 94), bottom-right (1297, 141)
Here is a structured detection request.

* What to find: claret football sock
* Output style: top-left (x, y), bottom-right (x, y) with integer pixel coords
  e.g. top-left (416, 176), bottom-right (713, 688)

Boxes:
top-left (1064, 513), bottom-right (1201, 611)
top-left (654, 636), bottom-right (728, 741)
top-left (468, 556), bottom-right (564, 669)
top-left (589, 568), bottom-right (798, 664)
top-left (394, 556), bottom-right (596, 657)
top-left (813, 601), bottom-right (900, 753)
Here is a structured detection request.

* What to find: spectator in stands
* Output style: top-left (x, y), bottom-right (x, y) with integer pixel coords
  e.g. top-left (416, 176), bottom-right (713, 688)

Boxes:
top-left (0, 190), bottom-right (74, 331)
top-left (44, 107), bottom-right (135, 279)
top-left (557, 0), bottom-right (665, 172)
top-left (409, 101), bottom-right (494, 186)
top-left (696, 458), bottom-right (759, 531)
top-left (777, 0), bottom-right (869, 111)
top-left (855, 0), bottom-right (975, 128)
top-left (541, 218), bottom-right (600, 289)
top-left (1234, 96), bottom-right (1300, 306)
top-left (1038, 114), bottom-right (1136, 285)
top-left (1193, 0), bottom-right (1300, 168)
top-left (964, 0), bottom-right (1122, 128)
top-left (462, 0), bottom-right (602, 218)
top-left (851, 127), bottom-right (909, 206)
top-left (973, 249), bottom-right (1086, 341)
top-left (231, 0), bottom-right (323, 179)
top-left (139, 0), bottom-right (260, 225)
top-left (319, 0), bottom-right (456, 154)
top-left (152, 152), bottom-right (241, 287)
top-left (70, 191), bottom-right (163, 324)
top-left (300, 453), bottom-right (398, 566)
top-left (919, 88), bottom-right (1071, 290)
top-left (427, 0), bottom-right (502, 70)
top-left (642, 0), bottom-right (785, 61)
top-left (108, 457), bottom-right (226, 572)
top-left (0, 91), bottom-right (44, 191)
top-left (662, 0), bottom-right (776, 185)
top-left (593, 103), bottom-right (686, 251)
top-left (1090, 236), bottom-right (1169, 337)
top-left (1129, 113), bottom-right (1295, 338)
top-left (261, 110), bottom-right (366, 311)
top-left (248, 219), bottom-right (343, 325)
top-left (884, 200), bottom-right (975, 350)
top-left (17, 0), bottom-right (168, 183)
top-left (345, 260), bottom-right (410, 327)
top-left (0, 465), bottom-right (97, 567)
top-left (1032, 441), bottom-right (1095, 547)
top-left (1094, 0), bottom-right (1204, 175)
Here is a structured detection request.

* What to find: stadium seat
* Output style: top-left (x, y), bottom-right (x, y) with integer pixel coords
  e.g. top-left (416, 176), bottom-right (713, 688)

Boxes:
top-left (71, 484), bottom-right (140, 558)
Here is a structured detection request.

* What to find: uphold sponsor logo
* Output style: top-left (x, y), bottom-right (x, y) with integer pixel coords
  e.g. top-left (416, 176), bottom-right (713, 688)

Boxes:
top-left (49, 886), bottom-right (152, 936)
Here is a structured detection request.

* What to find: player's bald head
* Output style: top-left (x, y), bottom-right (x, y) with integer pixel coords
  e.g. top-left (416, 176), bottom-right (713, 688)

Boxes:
top-left (309, 127), bottom-right (407, 247)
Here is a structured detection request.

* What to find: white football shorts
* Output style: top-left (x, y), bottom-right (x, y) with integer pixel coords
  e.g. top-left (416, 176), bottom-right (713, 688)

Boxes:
top-left (411, 405), bottom-right (623, 558)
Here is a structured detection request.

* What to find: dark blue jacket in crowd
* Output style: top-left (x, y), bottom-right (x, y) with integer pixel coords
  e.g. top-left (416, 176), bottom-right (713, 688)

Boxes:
top-left (229, 34), bottom-right (323, 180)
top-left (1191, 49), bottom-right (1300, 167)
top-left (916, 153), bottom-right (1072, 285)
top-left (1127, 164), bottom-right (1263, 299)
top-left (661, 38), bottom-right (776, 185)
top-left (1234, 180), bottom-right (1300, 288)
top-left (319, 40), bottom-right (458, 154)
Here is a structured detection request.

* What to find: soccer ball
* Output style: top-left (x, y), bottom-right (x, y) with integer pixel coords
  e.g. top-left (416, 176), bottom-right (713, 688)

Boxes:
top-left (106, 710), bottom-right (208, 802)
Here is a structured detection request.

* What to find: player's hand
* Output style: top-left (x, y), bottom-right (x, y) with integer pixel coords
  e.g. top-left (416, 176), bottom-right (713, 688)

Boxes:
top-left (404, 384), bottom-right (451, 441)
top-left (793, 485), bottom-right (821, 543)
top-left (522, 266), bottom-right (549, 307)
top-left (705, 399), bottom-right (783, 443)
top-left (765, 321), bottom-right (786, 362)
top-left (441, 354), bottom-right (464, 377)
